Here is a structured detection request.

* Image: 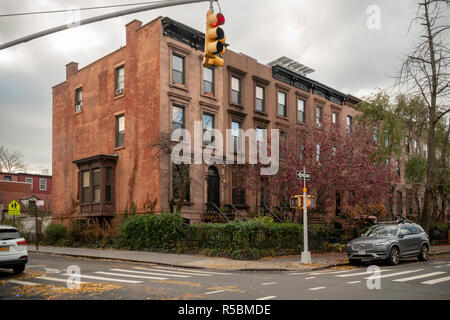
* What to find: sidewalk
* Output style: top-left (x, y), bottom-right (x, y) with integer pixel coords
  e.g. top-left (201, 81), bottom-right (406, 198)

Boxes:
top-left (27, 244), bottom-right (450, 272)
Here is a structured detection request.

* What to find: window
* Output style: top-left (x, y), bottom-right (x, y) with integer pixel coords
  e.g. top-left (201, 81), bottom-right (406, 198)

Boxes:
top-left (172, 105), bottom-right (185, 131)
top-left (299, 145), bottom-right (304, 160)
top-left (346, 116), bottom-right (352, 133)
top-left (75, 87), bottom-right (82, 111)
top-left (395, 161), bottom-right (401, 177)
top-left (332, 146), bottom-right (337, 157)
top-left (4, 176), bottom-right (11, 181)
top-left (414, 140), bottom-right (418, 153)
top-left (203, 113), bottom-right (214, 145)
top-left (105, 167), bottom-right (112, 203)
top-left (203, 67), bottom-right (214, 96)
top-left (172, 164), bottom-right (190, 202)
top-left (231, 120), bottom-right (241, 152)
top-left (115, 114), bottom-right (125, 147)
top-left (255, 85), bottom-right (265, 112)
top-left (232, 169), bottom-right (246, 205)
top-left (256, 127), bottom-right (265, 144)
top-left (316, 144), bottom-right (320, 162)
top-left (25, 177), bottom-right (33, 190)
top-left (297, 98), bottom-right (305, 123)
top-left (405, 136), bottom-right (410, 153)
top-left (39, 178), bottom-right (47, 191)
top-left (172, 54), bottom-right (185, 85)
top-left (373, 126), bottom-right (378, 143)
top-left (92, 168), bottom-right (101, 203)
top-left (81, 171), bottom-right (90, 203)
top-left (423, 144), bottom-right (427, 158)
top-left (115, 65), bottom-right (124, 95)
top-left (332, 111), bottom-right (338, 125)
top-left (277, 91), bottom-right (287, 117)
top-left (231, 76), bottom-right (241, 104)
top-left (316, 106), bottom-right (322, 128)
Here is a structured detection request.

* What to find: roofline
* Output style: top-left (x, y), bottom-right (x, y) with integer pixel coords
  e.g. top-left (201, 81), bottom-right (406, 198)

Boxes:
top-left (0, 172), bottom-right (52, 178)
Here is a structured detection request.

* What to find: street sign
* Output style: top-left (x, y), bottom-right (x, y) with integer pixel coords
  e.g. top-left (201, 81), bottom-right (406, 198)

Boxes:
top-left (296, 171), bottom-right (311, 180)
top-left (8, 200), bottom-right (20, 216)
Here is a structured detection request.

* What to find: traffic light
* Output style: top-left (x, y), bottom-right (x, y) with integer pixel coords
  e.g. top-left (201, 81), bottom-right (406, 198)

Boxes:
top-left (203, 10), bottom-right (226, 68)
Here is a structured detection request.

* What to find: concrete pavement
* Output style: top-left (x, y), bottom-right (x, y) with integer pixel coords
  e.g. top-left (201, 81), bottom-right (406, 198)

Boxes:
top-left (27, 244), bottom-right (450, 271)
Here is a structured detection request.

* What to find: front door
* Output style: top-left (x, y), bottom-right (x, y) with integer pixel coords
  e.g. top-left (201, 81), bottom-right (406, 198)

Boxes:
top-left (207, 166), bottom-right (220, 207)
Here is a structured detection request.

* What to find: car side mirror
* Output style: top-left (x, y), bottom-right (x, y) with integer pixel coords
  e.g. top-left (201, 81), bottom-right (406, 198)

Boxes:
top-left (398, 233), bottom-right (404, 238)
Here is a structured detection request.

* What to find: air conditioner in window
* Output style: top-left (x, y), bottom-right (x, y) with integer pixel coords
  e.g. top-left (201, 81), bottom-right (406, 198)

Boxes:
top-left (75, 103), bottom-right (82, 112)
top-left (115, 88), bottom-right (124, 96)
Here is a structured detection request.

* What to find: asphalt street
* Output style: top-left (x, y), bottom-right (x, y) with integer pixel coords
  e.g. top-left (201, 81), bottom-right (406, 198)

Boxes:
top-left (0, 252), bottom-right (449, 300)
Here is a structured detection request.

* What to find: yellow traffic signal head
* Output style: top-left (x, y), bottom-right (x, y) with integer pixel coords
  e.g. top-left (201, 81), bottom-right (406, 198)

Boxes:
top-left (203, 10), bottom-right (226, 68)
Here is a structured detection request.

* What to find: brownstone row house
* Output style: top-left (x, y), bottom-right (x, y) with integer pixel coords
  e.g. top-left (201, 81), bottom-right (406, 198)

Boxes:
top-left (52, 17), bottom-right (416, 225)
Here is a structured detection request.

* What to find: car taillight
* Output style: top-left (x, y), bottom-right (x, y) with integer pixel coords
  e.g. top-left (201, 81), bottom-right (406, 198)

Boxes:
top-left (17, 240), bottom-right (27, 246)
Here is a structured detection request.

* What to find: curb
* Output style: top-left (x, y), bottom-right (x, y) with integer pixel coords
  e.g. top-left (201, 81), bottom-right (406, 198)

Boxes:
top-left (28, 249), bottom-right (348, 272)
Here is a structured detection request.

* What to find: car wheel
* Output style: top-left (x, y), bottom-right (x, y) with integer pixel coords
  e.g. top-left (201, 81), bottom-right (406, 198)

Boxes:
top-left (418, 244), bottom-right (429, 261)
top-left (387, 246), bottom-right (400, 266)
top-left (13, 264), bottom-right (25, 274)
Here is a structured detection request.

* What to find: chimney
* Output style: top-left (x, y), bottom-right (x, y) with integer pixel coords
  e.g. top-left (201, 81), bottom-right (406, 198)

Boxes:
top-left (126, 19), bottom-right (142, 45)
top-left (65, 61), bottom-right (78, 80)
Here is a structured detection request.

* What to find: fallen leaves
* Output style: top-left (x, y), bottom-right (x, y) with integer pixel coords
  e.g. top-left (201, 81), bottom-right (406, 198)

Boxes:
top-left (13, 282), bottom-right (121, 299)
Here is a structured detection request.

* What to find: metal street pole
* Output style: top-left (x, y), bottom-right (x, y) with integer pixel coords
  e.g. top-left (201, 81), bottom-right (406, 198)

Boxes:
top-left (301, 166), bottom-right (311, 264)
top-left (0, 0), bottom-right (211, 50)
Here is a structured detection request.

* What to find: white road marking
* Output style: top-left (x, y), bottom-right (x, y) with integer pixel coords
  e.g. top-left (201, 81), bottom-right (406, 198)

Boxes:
top-left (8, 280), bottom-right (39, 286)
top-left (44, 268), bottom-right (61, 274)
top-left (95, 271), bottom-right (168, 280)
top-left (261, 282), bottom-right (277, 286)
top-left (132, 267), bottom-right (211, 276)
top-left (109, 268), bottom-right (189, 278)
top-left (336, 269), bottom-right (392, 277)
top-left (346, 281), bottom-right (361, 284)
top-left (305, 277), bottom-right (316, 280)
top-left (310, 269), bottom-right (359, 275)
top-left (257, 296), bottom-right (276, 300)
top-left (61, 273), bottom-right (142, 284)
top-left (421, 276), bottom-right (450, 285)
top-left (37, 276), bottom-right (87, 284)
top-left (434, 266), bottom-right (444, 268)
top-left (309, 287), bottom-right (326, 291)
top-left (26, 265), bottom-right (44, 268)
top-left (392, 271), bottom-right (446, 282)
top-left (204, 290), bottom-right (225, 295)
top-left (363, 269), bottom-right (424, 279)
top-left (151, 266), bottom-right (231, 275)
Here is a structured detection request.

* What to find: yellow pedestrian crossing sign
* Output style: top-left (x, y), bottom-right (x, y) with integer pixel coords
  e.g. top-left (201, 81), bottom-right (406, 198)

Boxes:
top-left (8, 200), bottom-right (21, 216)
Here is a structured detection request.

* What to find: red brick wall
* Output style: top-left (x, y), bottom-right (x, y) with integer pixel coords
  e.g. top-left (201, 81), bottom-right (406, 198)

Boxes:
top-left (52, 18), bottom-right (161, 224)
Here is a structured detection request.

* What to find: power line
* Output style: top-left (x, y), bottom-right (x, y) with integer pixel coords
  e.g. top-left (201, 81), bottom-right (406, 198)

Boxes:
top-left (0, 0), bottom-right (168, 18)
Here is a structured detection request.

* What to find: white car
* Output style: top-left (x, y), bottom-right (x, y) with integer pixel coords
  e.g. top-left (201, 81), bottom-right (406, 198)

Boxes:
top-left (0, 225), bottom-right (28, 273)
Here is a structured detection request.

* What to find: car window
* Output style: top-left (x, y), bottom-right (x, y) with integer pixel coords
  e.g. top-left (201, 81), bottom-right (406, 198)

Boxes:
top-left (0, 229), bottom-right (22, 240)
top-left (399, 224), bottom-right (414, 235)
top-left (414, 224), bottom-right (425, 233)
top-left (365, 225), bottom-right (398, 237)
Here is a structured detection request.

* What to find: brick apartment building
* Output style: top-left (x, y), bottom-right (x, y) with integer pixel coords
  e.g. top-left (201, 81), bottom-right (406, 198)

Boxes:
top-left (0, 172), bottom-right (52, 217)
top-left (52, 16), bottom-right (413, 225)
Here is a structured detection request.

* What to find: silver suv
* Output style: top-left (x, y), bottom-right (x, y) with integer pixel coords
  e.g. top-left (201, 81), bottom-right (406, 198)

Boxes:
top-left (346, 220), bottom-right (430, 266)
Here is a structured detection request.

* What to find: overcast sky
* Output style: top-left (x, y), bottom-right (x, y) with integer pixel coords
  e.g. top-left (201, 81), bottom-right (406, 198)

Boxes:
top-left (0, 0), bottom-right (425, 173)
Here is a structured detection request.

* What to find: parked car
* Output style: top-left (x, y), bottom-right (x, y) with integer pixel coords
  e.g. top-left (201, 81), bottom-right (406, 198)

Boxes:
top-left (0, 225), bottom-right (28, 273)
top-left (346, 219), bottom-right (430, 266)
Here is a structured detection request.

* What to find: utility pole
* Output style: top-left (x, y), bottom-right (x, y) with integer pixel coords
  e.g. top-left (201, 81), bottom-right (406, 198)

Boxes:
top-left (300, 166), bottom-right (311, 264)
top-left (0, 0), bottom-right (212, 50)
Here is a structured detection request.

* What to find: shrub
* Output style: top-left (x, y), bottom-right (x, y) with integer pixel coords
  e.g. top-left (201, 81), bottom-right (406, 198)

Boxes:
top-left (429, 223), bottom-right (449, 241)
top-left (45, 224), bottom-right (67, 243)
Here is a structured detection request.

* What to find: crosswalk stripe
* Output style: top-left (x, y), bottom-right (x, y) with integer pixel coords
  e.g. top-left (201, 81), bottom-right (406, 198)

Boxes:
top-left (421, 276), bottom-right (450, 285)
top-left (37, 276), bottom-right (88, 284)
top-left (392, 271), bottom-right (446, 282)
top-left (347, 281), bottom-right (361, 284)
top-left (363, 269), bottom-right (424, 279)
top-left (204, 290), bottom-right (225, 295)
top-left (261, 282), bottom-right (277, 286)
top-left (110, 268), bottom-right (190, 278)
top-left (151, 266), bottom-right (231, 275)
top-left (257, 296), bottom-right (276, 300)
top-left (336, 269), bottom-right (392, 277)
top-left (132, 267), bottom-right (211, 277)
top-left (95, 271), bottom-right (168, 280)
top-left (310, 269), bottom-right (359, 275)
top-left (434, 266), bottom-right (444, 268)
top-left (305, 277), bottom-right (316, 280)
top-left (8, 280), bottom-right (39, 286)
top-left (61, 273), bottom-right (142, 284)
top-left (309, 287), bottom-right (326, 291)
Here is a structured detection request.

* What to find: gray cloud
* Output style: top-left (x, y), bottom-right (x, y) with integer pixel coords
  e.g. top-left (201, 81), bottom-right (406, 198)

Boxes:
top-left (0, 0), bottom-right (425, 172)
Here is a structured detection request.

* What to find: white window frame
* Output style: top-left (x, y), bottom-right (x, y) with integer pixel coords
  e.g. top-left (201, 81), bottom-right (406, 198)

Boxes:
top-left (39, 178), bottom-right (47, 191)
top-left (26, 177), bottom-right (33, 190)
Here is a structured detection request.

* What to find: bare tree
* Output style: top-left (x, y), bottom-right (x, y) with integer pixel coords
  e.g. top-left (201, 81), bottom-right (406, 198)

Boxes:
top-left (396, 0), bottom-right (450, 231)
top-left (0, 146), bottom-right (26, 173)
